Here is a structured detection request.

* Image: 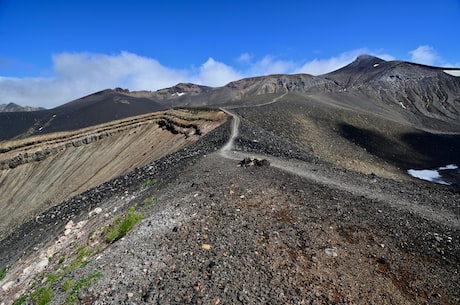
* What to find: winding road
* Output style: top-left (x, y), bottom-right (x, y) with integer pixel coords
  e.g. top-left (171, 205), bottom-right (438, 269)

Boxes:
top-left (218, 97), bottom-right (460, 229)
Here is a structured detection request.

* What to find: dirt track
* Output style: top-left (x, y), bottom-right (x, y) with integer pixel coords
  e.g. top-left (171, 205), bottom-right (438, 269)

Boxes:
top-left (70, 115), bottom-right (460, 304)
top-left (1, 106), bottom-right (459, 304)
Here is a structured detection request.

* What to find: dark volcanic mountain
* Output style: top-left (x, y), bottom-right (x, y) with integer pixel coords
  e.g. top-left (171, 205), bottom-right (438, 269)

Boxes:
top-left (1, 55), bottom-right (460, 305)
top-left (2, 55), bottom-right (459, 141)
top-left (0, 89), bottom-right (166, 140)
top-left (162, 55), bottom-right (460, 131)
top-left (324, 55), bottom-right (460, 130)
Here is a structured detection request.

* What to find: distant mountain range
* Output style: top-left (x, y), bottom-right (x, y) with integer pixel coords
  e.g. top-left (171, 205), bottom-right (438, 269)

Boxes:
top-left (1, 55), bottom-right (459, 141)
top-left (0, 103), bottom-right (45, 112)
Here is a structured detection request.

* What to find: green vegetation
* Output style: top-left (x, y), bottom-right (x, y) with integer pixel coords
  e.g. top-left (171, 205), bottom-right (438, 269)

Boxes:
top-left (68, 245), bottom-right (93, 271)
top-left (9, 204), bottom-right (145, 304)
top-left (65, 272), bottom-right (102, 305)
top-left (141, 178), bottom-right (157, 189)
top-left (62, 278), bottom-right (75, 292)
top-left (142, 195), bottom-right (157, 208)
top-left (58, 256), bottom-right (66, 265)
top-left (31, 286), bottom-right (53, 305)
top-left (12, 294), bottom-right (27, 305)
top-left (0, 266), bottom-right (7, 280)
top-left (45, 271), bottom-right (63, 284)
top-left (106, 207), bottom-right (144, 243)
top-left (88, 228), bottom-right (96, 240)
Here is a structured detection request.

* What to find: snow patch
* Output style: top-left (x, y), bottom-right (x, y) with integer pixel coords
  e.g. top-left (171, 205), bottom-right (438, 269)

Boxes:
top-left (373, 63), bottom-right (379, 67)
top-left (408, 164), bottom-right (458, 185)
top-left (439, 164), bottom-right (458, 170)
top-left (172, 92), bottom-right (186, 97)
top-left (399, 102), bottom-right (407, 109)
top-left (443, 70), bottom-right (460, 77)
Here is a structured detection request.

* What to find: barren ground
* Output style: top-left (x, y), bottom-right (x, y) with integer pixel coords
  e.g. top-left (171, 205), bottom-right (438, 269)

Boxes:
top-left (0, 102), bottom-right (459, 304)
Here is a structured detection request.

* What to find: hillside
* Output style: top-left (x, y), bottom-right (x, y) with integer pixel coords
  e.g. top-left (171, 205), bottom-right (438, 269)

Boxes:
top-left (0, 55), bottom-right (459, 304)
top-left (0, 108), bottom-right (227, 239)
top-left (0, 89), bottom-right (166, 141)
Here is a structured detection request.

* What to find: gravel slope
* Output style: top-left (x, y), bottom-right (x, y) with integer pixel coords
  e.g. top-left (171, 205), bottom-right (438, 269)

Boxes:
top-left (1, 107), bottom-right (459, 304)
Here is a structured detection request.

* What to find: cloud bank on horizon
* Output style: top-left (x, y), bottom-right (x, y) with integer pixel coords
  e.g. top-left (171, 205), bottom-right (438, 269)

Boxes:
top-left (0, 46), bottom-right (455, 109)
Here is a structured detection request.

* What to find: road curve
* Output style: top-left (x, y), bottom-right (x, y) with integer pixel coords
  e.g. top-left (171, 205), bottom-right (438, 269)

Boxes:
top-left (218, 106), bottom-right (460, 230)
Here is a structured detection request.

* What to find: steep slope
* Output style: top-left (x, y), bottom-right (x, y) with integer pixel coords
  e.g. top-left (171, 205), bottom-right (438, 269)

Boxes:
top-left (0, 109), bottom-right (228, 239)
top-left (233, 92), bottom-right (460, 182)
top-left (324, 55), bottom-right (460, 131)
top-left (1, 108), bottom-right (458, 305)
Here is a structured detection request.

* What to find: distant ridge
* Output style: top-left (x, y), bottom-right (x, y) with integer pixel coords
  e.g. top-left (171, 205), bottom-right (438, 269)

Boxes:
top-left (0, 90), bottom-right (166, 140)
top-left (1, 54), bottom-right (459, 141)
top-left (0, 103), bottom-right (45, 112)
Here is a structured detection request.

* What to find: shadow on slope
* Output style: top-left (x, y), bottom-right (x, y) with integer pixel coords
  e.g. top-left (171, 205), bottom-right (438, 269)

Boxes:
top-left (339, 123), bottom-right (460, 170)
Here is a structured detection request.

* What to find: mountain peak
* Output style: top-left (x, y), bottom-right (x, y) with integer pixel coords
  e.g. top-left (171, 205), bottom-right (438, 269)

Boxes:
top-left (355, 54), bottom-right (386, 63)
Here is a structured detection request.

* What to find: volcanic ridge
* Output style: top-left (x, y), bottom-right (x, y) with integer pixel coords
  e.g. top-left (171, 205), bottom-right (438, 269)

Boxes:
top-left (0, 55), bottom-right (459, 305)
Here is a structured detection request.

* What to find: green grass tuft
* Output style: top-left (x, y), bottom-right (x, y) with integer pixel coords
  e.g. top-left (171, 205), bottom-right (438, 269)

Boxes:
top-left (62, 278), bottom-right (75, 292)
top-left (0, 266), bottom-right (7, 280)
top-left (142, 195), bottom-right (157, 208)
top-left (106, 207), bottom-right (144, 243)
top-left (12, 294), bottom-right (28, 305)
top-left (46, 272), bottom-right (63, 284)
top-left (65, 272), bottom-right (102, 305)
top-left (141, 178), bottom-right (157, 189)
top-left (31, 286), bottom-right (53, 305)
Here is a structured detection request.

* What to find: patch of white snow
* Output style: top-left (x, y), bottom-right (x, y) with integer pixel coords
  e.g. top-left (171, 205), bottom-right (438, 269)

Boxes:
top-left (408, 164), bottom-right (458, 185)
top-left (408, 169), bottom-right (448, 185)
top-left (439, 164), bottom-right (458, 170)
top-left (399, 102), bottom-right (407, 109)
top-left (373, 63), bottom-right (379, 67)
top-left (443, 70), bottom-right (460, 77)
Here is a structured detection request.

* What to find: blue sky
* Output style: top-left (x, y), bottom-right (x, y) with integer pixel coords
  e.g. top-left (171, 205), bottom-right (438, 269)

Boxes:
top-left (1, 0), bottom-right (459, 108)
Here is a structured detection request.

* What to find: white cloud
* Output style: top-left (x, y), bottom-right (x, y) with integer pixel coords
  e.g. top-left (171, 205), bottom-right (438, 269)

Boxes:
top-left (294, 49), bottom-right (394, 75)
top-left (52, 51), bottom-right (189, 91)
top-left (197, 58), bottom-right (243, 87)
top-left (237, 53), bottom-right (252, 63)
top-left (409, 45), bottom-right (439, 65)
top-left (3, 48), bottom-right (439, 109)
top-left (245, 55), bottom-right (297, 76)
top-left (0, 51), bottom-right (190, 108)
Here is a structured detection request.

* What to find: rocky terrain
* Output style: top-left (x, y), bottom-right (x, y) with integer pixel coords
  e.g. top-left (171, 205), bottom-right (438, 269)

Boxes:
top-left (0, 55), bottom-right (459, 304)
top-left (0, 108), bottom-right (227, 239)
